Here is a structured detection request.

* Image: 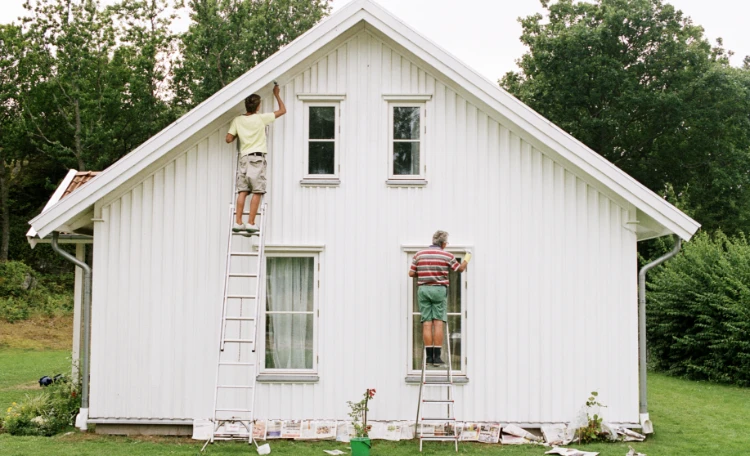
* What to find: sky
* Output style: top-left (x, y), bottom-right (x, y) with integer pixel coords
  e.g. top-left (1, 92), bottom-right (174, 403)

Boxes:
top-left (1, 0), bottom-right (747, 81)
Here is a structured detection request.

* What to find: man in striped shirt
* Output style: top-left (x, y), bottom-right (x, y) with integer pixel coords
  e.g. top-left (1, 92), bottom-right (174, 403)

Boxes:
top-left (409, 230), bottom-right (469, 367)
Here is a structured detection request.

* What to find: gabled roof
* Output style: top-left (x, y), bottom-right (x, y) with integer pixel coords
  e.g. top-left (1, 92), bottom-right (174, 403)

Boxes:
top-left (29, 0), bottom-right (700, 240)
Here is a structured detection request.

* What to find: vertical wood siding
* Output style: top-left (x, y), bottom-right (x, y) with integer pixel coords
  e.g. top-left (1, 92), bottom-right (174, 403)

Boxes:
top-left (90, 30), bottom-right (639, 424)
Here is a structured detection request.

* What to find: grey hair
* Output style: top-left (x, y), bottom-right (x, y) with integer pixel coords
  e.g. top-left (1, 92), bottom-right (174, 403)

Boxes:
top-left (432, 230), bottom-right (449, 246)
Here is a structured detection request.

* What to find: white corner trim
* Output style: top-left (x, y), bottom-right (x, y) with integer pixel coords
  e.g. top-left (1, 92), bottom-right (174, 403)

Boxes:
top-left (382, 94), bottom-right (432, 101)
top-left (261, 244), bottom-right (326, 253)
top-left (297, 94), bottom-right (347, 101)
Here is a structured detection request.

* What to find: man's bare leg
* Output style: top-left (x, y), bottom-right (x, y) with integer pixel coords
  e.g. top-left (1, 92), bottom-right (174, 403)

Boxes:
top-left (432, 320), bottom-right (444, 346)
top-left (235, 192), bottom-right (249, 225)
top-left (422, 320), bottom-right (434, 346)
top-left (249, 193), bottom-right (262, 226)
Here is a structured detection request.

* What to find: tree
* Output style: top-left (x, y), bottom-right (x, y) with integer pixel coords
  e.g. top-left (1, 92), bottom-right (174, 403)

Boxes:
top-left (501, 0), bottom-right (750, 235)
top-left (174, 0), bottom-right (331, 109)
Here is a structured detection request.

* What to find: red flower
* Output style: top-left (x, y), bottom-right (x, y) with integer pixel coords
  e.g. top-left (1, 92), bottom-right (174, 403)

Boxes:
top-left (71, 392), bottom-right (77, 397)
top-left (368, 389), bottom-right (376, 398)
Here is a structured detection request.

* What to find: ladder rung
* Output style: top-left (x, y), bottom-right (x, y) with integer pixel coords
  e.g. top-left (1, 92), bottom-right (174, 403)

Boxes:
top-left (223, 339), bottom-right (255, 343)
top-left (218, 361), bottom-right (256, 366)
top-left (421, 417), bottom-right (456, 421)
top-left (224, 316), bottom-right (255, 321)
top-left (422, 399), bottom-right (454, 403)
top-left (217, 385), bottom-right (255, 389)
top-left (232, 231), bottom-right (260, 236)
top-left (423, 382), bottom-right (454, 387)
top-left (226, 295), bottom-right (256, 299)
top-left (228, 273), bottom-right (258, 278)
top-left (419, 436), bottom-right (459, 440)
top-left (230, 252), bottom-right (259, 256)
top-left (215, 408), bottom-right (253, 412)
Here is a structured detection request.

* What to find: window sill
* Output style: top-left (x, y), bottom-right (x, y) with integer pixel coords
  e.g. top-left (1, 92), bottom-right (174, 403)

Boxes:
top-left (300, 178), bottom-right (341, 187)
top-left (256, 374), bottom-right (320, 383)
top-left (405, 375), bottom-right (469, 384)
top-left (386, 179), bottom-right (427, 187)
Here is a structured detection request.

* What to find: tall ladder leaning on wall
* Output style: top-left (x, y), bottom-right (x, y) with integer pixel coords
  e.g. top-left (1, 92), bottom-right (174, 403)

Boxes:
top-left (415, 321), bottom-right (459, 452)
top-left (202, 153), bottom-right (269, 452)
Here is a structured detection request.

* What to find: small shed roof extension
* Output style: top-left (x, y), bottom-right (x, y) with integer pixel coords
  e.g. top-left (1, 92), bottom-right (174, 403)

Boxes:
top-left (28, 0), bottom-right (699, 241)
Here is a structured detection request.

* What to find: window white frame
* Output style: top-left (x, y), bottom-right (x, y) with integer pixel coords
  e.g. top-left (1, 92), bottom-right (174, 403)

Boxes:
top-left (387, 102), bottom-right (426, 180)
top-left (404, 246), bottom-right (469, 376)
top-left (303, 102), bottom-right (340, 180)
top-left (259, 251), bottom-right (320, 375)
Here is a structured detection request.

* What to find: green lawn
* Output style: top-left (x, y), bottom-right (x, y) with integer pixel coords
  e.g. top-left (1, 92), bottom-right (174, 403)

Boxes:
top-left (1, 349), bottom-right (749, 455)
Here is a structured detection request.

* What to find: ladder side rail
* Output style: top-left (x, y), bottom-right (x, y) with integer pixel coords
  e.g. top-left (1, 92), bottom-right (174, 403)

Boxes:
top-left (210, 153), bottom-right (241, 442)
top-left (248, 202), bottom-right (268, 445)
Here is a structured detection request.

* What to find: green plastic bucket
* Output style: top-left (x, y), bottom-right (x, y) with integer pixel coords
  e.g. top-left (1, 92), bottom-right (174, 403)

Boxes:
top-left (351, 437), bottom-right (372, 456)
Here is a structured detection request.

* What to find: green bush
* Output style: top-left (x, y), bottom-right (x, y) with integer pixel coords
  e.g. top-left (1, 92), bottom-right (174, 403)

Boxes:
top-left (0, 261), bottom-right (74, 322)
top-left (647, 232), bottom-right (750, 386)
top-left (2, 376), bottom-right (81, 436)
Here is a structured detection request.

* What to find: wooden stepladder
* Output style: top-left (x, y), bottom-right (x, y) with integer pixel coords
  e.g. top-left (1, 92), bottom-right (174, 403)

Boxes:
top-left (415, 322), bottom-right (459, 452)
top-left (202, 200), bottom-right (268, 452)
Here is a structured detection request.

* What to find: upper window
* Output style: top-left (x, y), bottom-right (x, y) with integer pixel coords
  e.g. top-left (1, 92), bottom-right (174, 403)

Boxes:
top-left (408, 254), bottom-right (466, 375)
top-left (263, 255), bottom-right (318, 372)
top-left (305, 104), bottom-right (339, 178)
top-left (389, 103), bottom-right (425, 179)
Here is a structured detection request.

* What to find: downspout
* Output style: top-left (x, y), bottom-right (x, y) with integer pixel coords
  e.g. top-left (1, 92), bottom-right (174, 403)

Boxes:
top-left (51, 232), bottom-right (91, 431)
top-left (638, 236), bottom-right (682, 434)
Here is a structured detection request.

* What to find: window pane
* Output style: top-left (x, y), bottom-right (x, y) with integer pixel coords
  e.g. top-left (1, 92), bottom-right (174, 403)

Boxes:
top-left (266, 257), bottom-right (314, 313)
top-left (447, 265), bottom-right (461, 314)
top-left (393, 142), bottom-right (420, 175)
top-left (309, 142), bottom-right (335, 175)
top-left (393, 107), bottom-right (420, 140)
top-left (309, 107), bottom-right (335, 139)
top-left (265, 314), bottom-right (314, 369)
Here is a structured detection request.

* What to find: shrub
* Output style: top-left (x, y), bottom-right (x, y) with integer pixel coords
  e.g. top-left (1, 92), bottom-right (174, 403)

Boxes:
top-left (2, 376), bottom-right (81, 436)
top-left (0, 261), bottom-right (74, 322)
top-left (648, 232), bottom-right (750, 386)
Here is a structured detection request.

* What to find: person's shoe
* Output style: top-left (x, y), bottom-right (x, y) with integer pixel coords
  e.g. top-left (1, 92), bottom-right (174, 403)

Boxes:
top-left (432, 357), bottom-right (446, 367)
top-left (244, 223), bottom-right (259, 233)
top-left (425, 347), bottom-right (434, 366)
top-left (232, 223), bottom-right (245, 232)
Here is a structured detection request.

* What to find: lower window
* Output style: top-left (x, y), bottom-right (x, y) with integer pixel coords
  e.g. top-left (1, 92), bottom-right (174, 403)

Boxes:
top-left (264, 256), bottom-right (317, 371)
top-left (410, 258), bottom-right (465, 374)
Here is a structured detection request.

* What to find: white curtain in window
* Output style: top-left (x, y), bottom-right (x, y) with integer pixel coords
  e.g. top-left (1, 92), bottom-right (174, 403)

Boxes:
top-left (265, 257), bottom-right (313, 369)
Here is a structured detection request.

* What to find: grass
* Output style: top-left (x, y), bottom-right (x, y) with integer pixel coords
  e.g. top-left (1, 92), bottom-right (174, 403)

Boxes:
top-left (1, 328), bottom-right (749, 455)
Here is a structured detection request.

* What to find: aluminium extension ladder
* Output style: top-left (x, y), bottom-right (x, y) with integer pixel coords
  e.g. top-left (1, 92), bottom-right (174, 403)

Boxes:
top-left (415, 321), bottom-right (459, 452)
top-left (202, 200), bottom-right (268, 452)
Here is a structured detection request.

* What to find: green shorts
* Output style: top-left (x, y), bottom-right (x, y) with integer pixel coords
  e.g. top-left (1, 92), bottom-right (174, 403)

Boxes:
top-left (418, 285), bottom-right (448, 322)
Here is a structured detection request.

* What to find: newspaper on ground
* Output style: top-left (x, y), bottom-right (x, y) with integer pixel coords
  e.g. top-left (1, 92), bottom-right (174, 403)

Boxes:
top-left (314, 420), bottom-right (338, 440)
top-left (626, 445), bottom-right (646, 456)
top-left (459, 422), bottom-right (479, 441)
top-left (541, 424), bottom-right (570, 446)
top-left (477, 423), bottom-right (501, 444)
top-left (400, 422), bottom-right (415, 440)
top-left (335, 422), bottom-right (355, 442)
top-left (418, 423), bottom-right (436, 437)
top-left (617, 427), bottom-right (646, 442)
top-left (501, 434), bottom-right (532, 445)
top-left (601, 422), bottom-right (619, 441)
top-left (383, 421), bottom-right (403, 441)
top-left (266, 420), bottom-right (283, 439)
top-left (281, 420), bottom-right (302, 439)
top-left (298, 420), bottom-right (316, 440)
top-left (323, 451), bottom-right (346, 455)
top-left (366, 422), bottom-right (386, 440)
top-left (191, 419), bottom-right (213, 440)
top-left (545, 447), bottom-right (600, 456)
top-left (503, 423), bottom-right (543, 442)
top-left (253, 420), bottom-right (268, 440)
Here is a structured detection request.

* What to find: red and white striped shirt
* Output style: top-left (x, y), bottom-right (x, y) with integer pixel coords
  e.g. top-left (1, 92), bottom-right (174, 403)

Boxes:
top-left (411, 246), bottom-right (460, 286)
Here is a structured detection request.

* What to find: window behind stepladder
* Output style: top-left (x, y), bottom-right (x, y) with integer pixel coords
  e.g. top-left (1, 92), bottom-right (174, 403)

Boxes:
top-left (411, 263), bottom-right (463, 373)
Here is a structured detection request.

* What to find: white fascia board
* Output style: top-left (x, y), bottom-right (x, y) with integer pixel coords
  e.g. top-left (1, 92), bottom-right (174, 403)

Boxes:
top-left (29, 3), bottom-right (370, 239)
top-left (360, 4), bottom-right (700, 241)
top-left (26, 169), bottom-right (78, 246)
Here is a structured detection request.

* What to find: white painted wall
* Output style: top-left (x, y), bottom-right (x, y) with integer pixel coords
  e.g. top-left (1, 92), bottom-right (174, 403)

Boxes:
top-left (89, 29), bottom-right (639, 425)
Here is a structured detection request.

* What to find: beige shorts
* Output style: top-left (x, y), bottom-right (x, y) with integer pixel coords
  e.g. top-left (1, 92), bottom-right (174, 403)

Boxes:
top-left (236, 154), bottom-right (267, 194)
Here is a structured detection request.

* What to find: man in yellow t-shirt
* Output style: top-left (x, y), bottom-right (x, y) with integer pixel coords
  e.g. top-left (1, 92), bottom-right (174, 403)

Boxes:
top-left (225, 84), bottom-right (286, 232)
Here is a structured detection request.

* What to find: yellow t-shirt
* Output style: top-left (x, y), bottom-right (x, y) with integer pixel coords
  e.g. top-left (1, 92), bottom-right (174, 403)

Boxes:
top-left (228, 113), bottom-right (276, 155)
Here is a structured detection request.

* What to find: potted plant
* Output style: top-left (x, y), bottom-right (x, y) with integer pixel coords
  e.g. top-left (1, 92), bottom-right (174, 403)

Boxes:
top-left (347, 388), bottom-right (376, 456)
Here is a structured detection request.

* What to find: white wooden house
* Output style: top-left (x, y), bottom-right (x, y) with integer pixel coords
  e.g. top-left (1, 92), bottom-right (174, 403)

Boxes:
top-left (29, 0), bottom-right (699, 435)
